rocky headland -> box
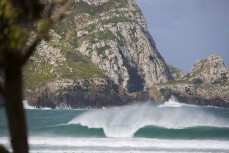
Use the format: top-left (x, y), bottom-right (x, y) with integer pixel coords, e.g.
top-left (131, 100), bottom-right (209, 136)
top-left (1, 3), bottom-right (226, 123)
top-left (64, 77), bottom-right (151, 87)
top-left (23, 0), bottom-right (229, 108)
top-left (149, 54), bottom-right (229, 107)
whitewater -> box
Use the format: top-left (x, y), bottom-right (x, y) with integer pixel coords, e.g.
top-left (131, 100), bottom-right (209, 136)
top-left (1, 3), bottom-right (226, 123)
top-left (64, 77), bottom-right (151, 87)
top-left (1, 97), bottom-right (229, 153)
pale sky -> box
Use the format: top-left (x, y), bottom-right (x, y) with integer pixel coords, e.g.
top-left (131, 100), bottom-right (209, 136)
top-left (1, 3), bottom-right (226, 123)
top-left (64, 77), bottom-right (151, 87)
top-left (135, 0), bottom-right (229, 73)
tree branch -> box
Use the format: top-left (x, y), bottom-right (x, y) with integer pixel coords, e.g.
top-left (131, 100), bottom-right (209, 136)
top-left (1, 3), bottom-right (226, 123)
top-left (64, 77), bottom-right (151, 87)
top-left (51, 0), bottom-right (74, 24)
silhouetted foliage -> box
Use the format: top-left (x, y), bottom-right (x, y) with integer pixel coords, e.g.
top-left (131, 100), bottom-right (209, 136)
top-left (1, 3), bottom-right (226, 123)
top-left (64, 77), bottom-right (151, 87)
top-left (0, 0), bottom-right (73, 152)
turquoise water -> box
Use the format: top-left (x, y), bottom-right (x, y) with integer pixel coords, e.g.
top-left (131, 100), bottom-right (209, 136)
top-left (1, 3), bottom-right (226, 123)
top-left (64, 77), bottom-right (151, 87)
top-left (1, 101), bottom-right (229, 153)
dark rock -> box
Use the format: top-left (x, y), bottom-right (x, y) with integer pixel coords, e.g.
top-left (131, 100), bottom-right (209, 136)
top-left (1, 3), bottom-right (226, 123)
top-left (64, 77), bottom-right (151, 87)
top-left (27, 78), bottom-right (131, 109)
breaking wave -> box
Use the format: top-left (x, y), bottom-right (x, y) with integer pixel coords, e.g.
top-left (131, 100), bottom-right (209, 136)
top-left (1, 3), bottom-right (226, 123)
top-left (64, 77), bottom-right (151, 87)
top-left (66, 98), bottom-right (229, 138)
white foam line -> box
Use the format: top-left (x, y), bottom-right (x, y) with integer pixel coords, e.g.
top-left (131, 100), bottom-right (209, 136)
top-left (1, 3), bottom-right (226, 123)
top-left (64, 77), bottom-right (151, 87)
top-left (29, 150), bottom-right (215, 153)
top-left (1, 137), bottom-right (229, 150)
top-left (29, 151), bottom-right (215, 153)
top-left (43, 123), bottom-right (67, 128)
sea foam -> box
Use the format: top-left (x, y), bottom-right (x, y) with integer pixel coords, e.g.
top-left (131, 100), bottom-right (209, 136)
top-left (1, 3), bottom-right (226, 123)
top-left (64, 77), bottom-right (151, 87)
top-left (1, 137), bottom-right (229, 151)
top-left (23, 100), bottom-right (35, 109)
top-left (159, 95), bottom-right (195, 108)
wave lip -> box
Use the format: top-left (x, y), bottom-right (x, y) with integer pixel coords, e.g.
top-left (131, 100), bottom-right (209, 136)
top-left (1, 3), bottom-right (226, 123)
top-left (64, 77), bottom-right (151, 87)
top-left (68, 101), bottom-right (229, 138)
top-left (33, 124), bottom-right (229, 140)
top-left (68, 103), bottom-right (152, 138)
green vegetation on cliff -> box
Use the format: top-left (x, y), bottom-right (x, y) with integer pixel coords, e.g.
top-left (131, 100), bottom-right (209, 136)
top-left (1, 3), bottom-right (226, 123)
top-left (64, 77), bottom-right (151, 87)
top-left (24, 40), bottom-right (104, 90)
top-left (73, 0), bottom-right (128, 15)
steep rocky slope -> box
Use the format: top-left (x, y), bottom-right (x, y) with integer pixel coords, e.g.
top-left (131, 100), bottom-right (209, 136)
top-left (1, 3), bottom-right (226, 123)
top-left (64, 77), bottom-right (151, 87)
top-left (54, 0), bottom-right (173, 92)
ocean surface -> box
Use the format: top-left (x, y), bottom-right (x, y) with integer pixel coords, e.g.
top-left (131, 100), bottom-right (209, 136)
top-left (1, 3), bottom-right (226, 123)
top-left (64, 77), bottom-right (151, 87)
top-left (1, 98), bottom-right (229, 153)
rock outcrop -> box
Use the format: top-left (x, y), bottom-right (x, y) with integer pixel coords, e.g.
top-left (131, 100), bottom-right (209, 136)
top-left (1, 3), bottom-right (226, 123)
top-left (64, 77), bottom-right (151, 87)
top-left (149, 54), bottom-right (229, 107)
top-left (168, 64), bottom-right (185, 80)
top-left (186, 54), bottom-right (229, 84)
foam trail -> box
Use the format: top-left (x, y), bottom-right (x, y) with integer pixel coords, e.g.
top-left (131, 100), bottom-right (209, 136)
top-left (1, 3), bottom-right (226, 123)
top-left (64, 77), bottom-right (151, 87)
top-left (68, 102), bottom-right (229, 138)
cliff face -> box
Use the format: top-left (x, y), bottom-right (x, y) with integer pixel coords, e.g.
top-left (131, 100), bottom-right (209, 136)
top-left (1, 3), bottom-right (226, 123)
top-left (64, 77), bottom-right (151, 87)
top-left (55, 0), bottom-right (172, 92)
top-left (27, 77), bottom-right (131, 109)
